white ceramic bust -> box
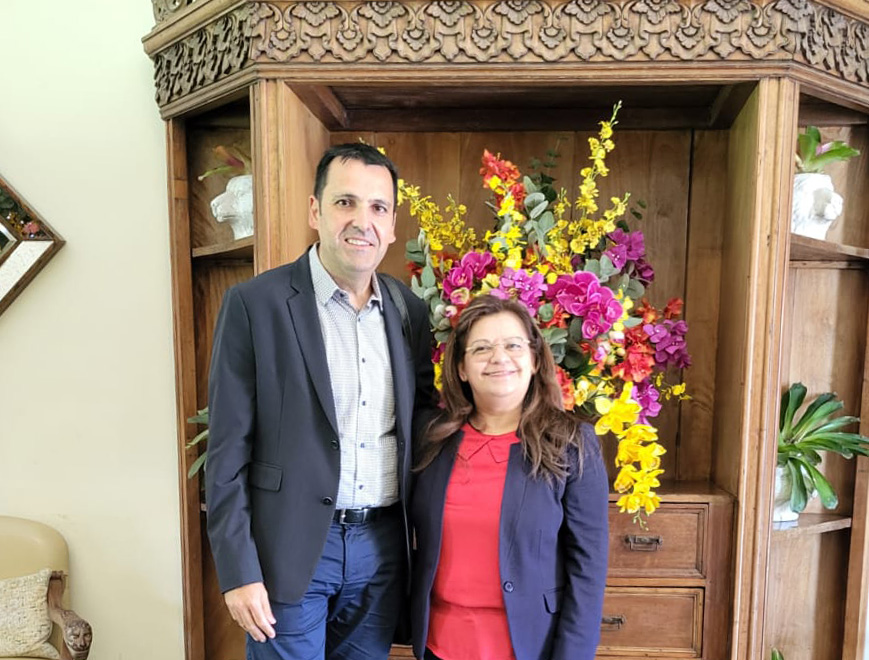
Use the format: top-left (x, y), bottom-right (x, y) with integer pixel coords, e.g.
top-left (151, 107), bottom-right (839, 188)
top-left (791, 172), bottom-right (843, 240)
top-left (211, 174), bottom-right (254, 240)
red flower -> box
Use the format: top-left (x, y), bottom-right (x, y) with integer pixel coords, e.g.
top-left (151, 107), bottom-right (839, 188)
top-left (555, 366), bottom-right (575, 410)
top-left (480, 150), bottom-right (521, 190)
top-left (635, 299), bottom-right (659, 324)
top-left (663, 298), bottom-right (684, 320)
top-left (612, 347), bottom-right (656, 383)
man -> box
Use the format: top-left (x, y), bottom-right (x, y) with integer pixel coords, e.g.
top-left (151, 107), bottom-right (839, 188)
top-left (205, 143), bottom-right (434, 660)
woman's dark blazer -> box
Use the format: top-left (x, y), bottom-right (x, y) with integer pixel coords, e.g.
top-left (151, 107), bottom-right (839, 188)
top-left (410, 422), bottom-right (609, 660)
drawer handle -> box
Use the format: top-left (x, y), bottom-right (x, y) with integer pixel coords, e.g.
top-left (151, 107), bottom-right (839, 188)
top-left (625, 534), bottom-right (663, 551)
top-left (601, 615), bottom-right (626, 631)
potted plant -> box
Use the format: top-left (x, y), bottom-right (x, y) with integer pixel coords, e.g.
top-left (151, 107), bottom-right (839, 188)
top-left (791, 126), bottom-right (860, 240)
top-left (774, 382), bottom-right (869, 522)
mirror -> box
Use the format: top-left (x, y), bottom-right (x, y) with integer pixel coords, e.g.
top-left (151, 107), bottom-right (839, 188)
top-left (0, 172), bottom-right (65, 316)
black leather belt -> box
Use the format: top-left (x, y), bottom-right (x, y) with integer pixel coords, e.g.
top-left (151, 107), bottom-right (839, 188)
top-left (332, 505), bottom-right (396, 525)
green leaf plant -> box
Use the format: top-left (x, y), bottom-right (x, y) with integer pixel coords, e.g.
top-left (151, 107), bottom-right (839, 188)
top-left (186, 407), bottom-right (209, 479)
top-left (795, 126), bottom-right (860, 174)
top-left (778, 383), bottom-right (869, 513)
top-left (771, 649), bottom-right (784, 660)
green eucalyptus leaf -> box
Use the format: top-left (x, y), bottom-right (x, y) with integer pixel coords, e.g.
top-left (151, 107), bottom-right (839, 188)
top-left (625, 279), bottom-right (645, 301)
top-left (529, 202), bottom-right (547, 220)
top-left (584, 259), bottom-right (601, 278)
top-left (541, 327), bottom-right (569, 345)
top-left (599, 255), bottom-right (619, 280)
top-left (421, 265), bottom-right (436, 288)
top-left (187, 452), bottom-right (208, 479)
top-left (537, 212), bottom-right (555, 234)
top-left (524, 191), bottom-right (546, 209)
top-left (568, 318), bottom-right (584, 343)
top-left (186, 429), bottom-right (209, 448)
top-left (538, 303), bottom-right (554, 323)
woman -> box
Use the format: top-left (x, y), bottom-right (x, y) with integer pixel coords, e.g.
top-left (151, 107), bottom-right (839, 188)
top-left (410, 295), bottom-right (609, 660)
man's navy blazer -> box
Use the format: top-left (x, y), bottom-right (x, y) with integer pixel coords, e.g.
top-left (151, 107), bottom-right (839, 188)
top-left (409, 423), bottom-right (609, 660)
top-left (205, 250), bottom-right (434, 604)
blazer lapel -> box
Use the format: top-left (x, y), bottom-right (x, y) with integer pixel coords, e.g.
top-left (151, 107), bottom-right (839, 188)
top-left (382, 293), bottom-right (412, 438)
top-left (499, 443), bottom-right (529, 568)
top-left (285, 254), bottom-right (339, 437)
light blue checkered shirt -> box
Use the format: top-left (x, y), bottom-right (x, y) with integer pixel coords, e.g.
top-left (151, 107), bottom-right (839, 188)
top-left (308, 245), bottom-right (398, 508)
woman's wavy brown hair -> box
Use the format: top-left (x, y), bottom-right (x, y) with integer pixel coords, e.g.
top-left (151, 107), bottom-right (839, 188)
top-left (416, 294), bottom-right (586, 481)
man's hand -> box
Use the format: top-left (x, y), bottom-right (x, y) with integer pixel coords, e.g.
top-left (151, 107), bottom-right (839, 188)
top-left (224, 582), bottom-right (277, 642)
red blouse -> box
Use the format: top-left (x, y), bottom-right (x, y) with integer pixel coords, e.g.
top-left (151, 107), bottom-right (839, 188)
top-left (427, 423), bottom-right (519, 660)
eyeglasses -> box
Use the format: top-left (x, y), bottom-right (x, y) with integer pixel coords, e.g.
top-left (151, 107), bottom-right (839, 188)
top-left (465, 337), bottom-right (531, 360)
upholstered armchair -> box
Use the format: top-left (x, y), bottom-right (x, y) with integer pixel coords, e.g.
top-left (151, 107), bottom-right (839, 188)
top-left (0, 516), bottom-right (92, 660)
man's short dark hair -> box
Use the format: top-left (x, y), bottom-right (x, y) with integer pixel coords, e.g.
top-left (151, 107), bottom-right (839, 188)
top-left (313, 143), bottom-right (399, 207)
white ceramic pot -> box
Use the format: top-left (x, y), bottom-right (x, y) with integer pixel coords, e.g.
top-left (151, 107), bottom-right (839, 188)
top-left (772, 465), bottom-right (800, 523)
top-left (211, 174), bottom-right (254, 240)
top-left (791, 172), bottom-right (843, 240)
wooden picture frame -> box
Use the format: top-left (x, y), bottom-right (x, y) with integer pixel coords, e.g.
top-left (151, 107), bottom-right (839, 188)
top-left (0, 172), bottom-right (65, 316)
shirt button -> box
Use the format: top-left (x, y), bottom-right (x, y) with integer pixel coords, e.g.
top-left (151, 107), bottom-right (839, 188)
top-left (503, 581), bottom-right (514, 593)
top-left (330, 439), bottom-right (339, 450)
top-left (360, 443), bottom-right (365, 449)
top-left (361, 401), bottom-right (366, 406)
top-left (322, 497), bottom-right (334, 506)
top-left (361, 357), bottom-right (366, 363)
top-left (358, 484), bottom-right (365, 490)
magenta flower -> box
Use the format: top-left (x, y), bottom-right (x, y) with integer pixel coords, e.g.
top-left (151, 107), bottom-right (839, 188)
top-left (491, 268), bottom-right (547, 315)
top-left (549, 271), bottom-right (599, 315)
top-left (605, 229), bottom-right (646, 269)
top-left (442, 264), bottom-right (474, 297)
top-left (634, 379), bottom-right (662, 424)
top-left (460, 251), bottom-right (497, 279)
top-left (550, 272), bottom-right (623, 338)
top-left (633, 258), bottom-right (655, 285)
top-left (644, 319), bottom-right (691, 369)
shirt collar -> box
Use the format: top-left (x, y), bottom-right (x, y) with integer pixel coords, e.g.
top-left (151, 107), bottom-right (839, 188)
top-left (308, 244), bottom-right (383, 309)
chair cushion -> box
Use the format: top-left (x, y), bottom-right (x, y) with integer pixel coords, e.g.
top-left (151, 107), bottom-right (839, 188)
top-left (0, 569), bottom-right (59, 659)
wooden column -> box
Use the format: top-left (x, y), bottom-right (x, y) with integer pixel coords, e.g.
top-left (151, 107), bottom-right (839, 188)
top-left (166, 117), bottom-right (206, 660)
top-left (717, 77), bottom-right (799, 660)
top-left (843, 329), bottom-right (869, 659)
top-left (251, 80), bottom-right (328, 272)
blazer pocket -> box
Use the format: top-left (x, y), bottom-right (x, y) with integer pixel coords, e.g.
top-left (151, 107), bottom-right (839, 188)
top-left (249, 461), bottom-right (282, 492)
top-left (544, 587), bottom-right (563, 614)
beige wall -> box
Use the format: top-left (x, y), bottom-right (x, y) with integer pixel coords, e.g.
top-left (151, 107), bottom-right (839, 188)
top-left (0, 2), bottom-right (184, 659)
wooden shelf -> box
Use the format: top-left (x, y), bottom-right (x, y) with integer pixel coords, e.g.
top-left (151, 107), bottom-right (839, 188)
top-left (192, 236), bottom-right (253, 261)
top-left (609, 480), bottom-right (734, 505)
top-left (772, 513), bottom-right (852, 537)
top-left (789, 234), bottom-right (869, 264)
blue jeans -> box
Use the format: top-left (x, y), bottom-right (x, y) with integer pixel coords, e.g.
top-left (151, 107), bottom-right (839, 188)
top-left (246, 509), bottom-right (404, 660)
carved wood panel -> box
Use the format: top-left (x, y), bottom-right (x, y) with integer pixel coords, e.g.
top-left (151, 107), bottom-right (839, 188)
top-left (147, 0), bottom-right (869, 109)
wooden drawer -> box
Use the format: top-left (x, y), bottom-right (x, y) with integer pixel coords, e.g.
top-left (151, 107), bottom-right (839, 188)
top-left (597, 587), bottom-right (704, 657)
top-left (608, 504), bottom-right (707, 578)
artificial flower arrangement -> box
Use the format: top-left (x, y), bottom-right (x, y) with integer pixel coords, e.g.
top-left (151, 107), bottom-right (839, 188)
top-left (398, 103), bottom-right (691, 520)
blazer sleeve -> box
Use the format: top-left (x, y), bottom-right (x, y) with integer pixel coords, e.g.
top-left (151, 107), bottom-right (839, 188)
top-left (551, 423), bottom-right (610, 660)
top-left (204, 286), bottom-right (264, 593)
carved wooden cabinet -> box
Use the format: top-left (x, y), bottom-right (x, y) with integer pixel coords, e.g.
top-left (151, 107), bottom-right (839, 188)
top-left (143, 1), bottom-right (869, 659)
